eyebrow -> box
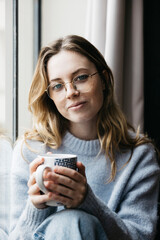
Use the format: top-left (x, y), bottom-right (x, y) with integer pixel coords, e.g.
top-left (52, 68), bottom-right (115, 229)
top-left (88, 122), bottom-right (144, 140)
top-left (50, 67), bottom-right (89, 82)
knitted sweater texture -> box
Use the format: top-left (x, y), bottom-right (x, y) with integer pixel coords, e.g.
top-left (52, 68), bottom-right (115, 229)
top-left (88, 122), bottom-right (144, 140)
top-left (0, 138), bottom-right (12, 240)
top-left (9, 132), bottom-right (160, 240)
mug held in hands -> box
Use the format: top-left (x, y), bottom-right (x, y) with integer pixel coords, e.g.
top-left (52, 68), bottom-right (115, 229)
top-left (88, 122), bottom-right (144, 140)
top-left (35, 154), bottom-right (77, 206)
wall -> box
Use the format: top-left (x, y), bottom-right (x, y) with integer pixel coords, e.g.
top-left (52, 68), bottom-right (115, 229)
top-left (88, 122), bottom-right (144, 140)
top-left (42, 0), bottom-right (87, 45)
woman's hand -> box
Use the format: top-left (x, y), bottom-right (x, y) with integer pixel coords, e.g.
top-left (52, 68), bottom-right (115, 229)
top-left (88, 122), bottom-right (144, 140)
top-left (27, 157), bottom-right (54, 209)
top-left (44, 161), bottom-right (87, 208)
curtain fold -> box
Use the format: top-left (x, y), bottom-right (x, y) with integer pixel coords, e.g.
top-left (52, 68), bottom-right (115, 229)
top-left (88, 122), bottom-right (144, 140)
top-left (85, 0), bottom-right (107, 55)
top-left (105, 0), bottom-right (126, 108)
top-left (85, 0), bottom-right (144, 130)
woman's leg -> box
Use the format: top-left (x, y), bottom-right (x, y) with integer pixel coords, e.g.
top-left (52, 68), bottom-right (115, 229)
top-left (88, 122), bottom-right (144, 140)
top-left (33, 209), bottom-right (107, 240)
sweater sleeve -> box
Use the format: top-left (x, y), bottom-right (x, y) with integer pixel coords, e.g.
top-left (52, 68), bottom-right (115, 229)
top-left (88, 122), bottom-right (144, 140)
top-left (78, 144), bottom-right (160, 240)
top-left (9, 139), bottom-right (57, 240)
top-left (0, 228), bottom-right (8, 240)
top-left (0, 139), bottom-right (12, 237)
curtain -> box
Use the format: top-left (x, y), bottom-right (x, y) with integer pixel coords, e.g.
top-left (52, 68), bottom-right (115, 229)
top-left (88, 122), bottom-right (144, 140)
top-left (85, 0), bottom-right (144, 130)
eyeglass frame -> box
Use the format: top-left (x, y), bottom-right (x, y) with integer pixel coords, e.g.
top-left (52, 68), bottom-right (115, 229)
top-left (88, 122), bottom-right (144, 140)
top-left (45, 71), bottom-right (99, 99)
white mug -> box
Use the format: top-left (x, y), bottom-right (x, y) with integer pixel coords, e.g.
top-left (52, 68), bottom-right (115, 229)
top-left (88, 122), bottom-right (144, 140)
top-left (35, 153), bottom-right (77, 206)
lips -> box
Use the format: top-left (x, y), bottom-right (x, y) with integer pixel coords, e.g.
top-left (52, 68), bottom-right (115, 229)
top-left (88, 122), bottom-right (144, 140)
top-left (68, 101), bottom-right (86, 109)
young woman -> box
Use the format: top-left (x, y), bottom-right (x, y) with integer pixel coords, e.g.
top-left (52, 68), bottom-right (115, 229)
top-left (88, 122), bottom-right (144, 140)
top-left (0, 131), bottom-right (12, 240)
top-left (10, 35), bottom-right (160, 240)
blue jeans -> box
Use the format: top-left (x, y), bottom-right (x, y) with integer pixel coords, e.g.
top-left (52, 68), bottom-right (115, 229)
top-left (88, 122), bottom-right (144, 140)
top-left (33, 209), bottom-right (107, 240)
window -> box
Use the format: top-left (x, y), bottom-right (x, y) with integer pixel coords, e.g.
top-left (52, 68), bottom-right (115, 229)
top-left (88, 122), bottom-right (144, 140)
top-left (1, 0), bottom-right (86, 141)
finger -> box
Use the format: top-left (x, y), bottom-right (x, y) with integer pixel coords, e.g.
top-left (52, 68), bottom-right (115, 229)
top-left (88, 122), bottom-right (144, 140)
top-left (45, 173), bottom-right (87, 202)
top-left (46, 171), bottom-right (75, 187)
top-left (47, 152), bottom-right (52, 155)
top-left (29, 157), bottom-right (44, 175)
top-left (50, 191), bottom-right (83, 209)
top-left (30, 191), bottom-right (54, 208)
top-left (44, 180), bottom-right (74, 197)
top-left (28, 172), bottom-right (36, 187)
top-left (44, 181), bottom-right (59, 194)
top-left (28, 182), bottom-right (40, 195)
top-left (50, 168), bottom-right (87, 196)
top-left (76, 162), bottom-right (86, 177)
top-left (51, 192), bottom-right (72, 207)
top-left (54, 166), bottom-right (84, 182)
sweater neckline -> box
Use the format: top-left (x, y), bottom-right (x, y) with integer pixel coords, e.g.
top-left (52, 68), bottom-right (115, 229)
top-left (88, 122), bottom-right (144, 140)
top-left (62, 131), bottom-right (101, 156)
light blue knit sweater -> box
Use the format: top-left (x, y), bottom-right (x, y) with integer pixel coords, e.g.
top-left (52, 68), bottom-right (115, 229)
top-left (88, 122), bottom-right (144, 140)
top-left (9, 132), bottom-right (160, 239)
top-left (0, 138), bottom-right (12, 240)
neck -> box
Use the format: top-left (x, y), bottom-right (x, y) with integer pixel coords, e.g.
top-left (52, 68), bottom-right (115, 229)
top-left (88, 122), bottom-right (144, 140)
top-left (69, 121), bottom-right (98, 140)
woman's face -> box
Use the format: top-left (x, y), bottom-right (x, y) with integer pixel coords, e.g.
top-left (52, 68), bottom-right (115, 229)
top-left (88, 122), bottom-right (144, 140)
top-left (47, 50), bottom-right (105, 128)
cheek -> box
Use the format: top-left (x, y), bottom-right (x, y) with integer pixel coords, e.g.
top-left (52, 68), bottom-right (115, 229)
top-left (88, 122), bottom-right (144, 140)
top-left (93, 86), bottom-right (104, 106)
top-left (91, 79), bottom-right (104, 97)
top-left (88, 91), bottom-right (104, 116)
top-left (53, 100), bottom-right (66, 115)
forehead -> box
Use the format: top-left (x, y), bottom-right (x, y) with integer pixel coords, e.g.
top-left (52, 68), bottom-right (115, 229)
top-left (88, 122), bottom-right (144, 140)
top-left (47, 50), bottom-right (95, 78)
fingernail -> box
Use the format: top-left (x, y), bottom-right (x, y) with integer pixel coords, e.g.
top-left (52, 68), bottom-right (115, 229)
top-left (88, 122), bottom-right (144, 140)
top-left (54, 167), bottom-right (58, 172)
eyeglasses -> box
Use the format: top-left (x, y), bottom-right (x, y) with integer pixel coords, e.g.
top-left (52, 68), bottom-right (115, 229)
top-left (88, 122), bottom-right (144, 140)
top-left (45, 71), bottom-right (99, 99)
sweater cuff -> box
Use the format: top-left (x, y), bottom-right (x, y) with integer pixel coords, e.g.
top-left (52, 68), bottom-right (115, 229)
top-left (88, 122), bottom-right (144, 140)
top-left (20, 199), bottom-right (57, 230)
top-left (78, 184), bottom-right (104, 216)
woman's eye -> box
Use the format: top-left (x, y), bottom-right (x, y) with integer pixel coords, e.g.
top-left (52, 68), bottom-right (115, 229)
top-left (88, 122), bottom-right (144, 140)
top-left (52, 83), bottom-right (63, 91)
top-left (75, 74), bottom-right (89, 82)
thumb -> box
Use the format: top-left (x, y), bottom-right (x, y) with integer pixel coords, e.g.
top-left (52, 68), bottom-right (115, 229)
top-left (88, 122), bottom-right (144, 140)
top-left (76, 161), bottom-right (86, 177)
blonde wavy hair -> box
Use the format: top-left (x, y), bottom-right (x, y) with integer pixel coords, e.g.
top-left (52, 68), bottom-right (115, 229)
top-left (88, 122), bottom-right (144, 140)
top-left (24, 35), bottom-right (152, 181)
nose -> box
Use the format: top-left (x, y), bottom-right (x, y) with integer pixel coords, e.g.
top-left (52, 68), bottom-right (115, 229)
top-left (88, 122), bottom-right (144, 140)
top-left (65, 82), bottom-right (79, 98)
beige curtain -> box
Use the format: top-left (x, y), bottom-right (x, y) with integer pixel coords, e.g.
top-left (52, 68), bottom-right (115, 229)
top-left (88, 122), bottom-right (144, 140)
top-left (85, 0), bottom-right (144, 130)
